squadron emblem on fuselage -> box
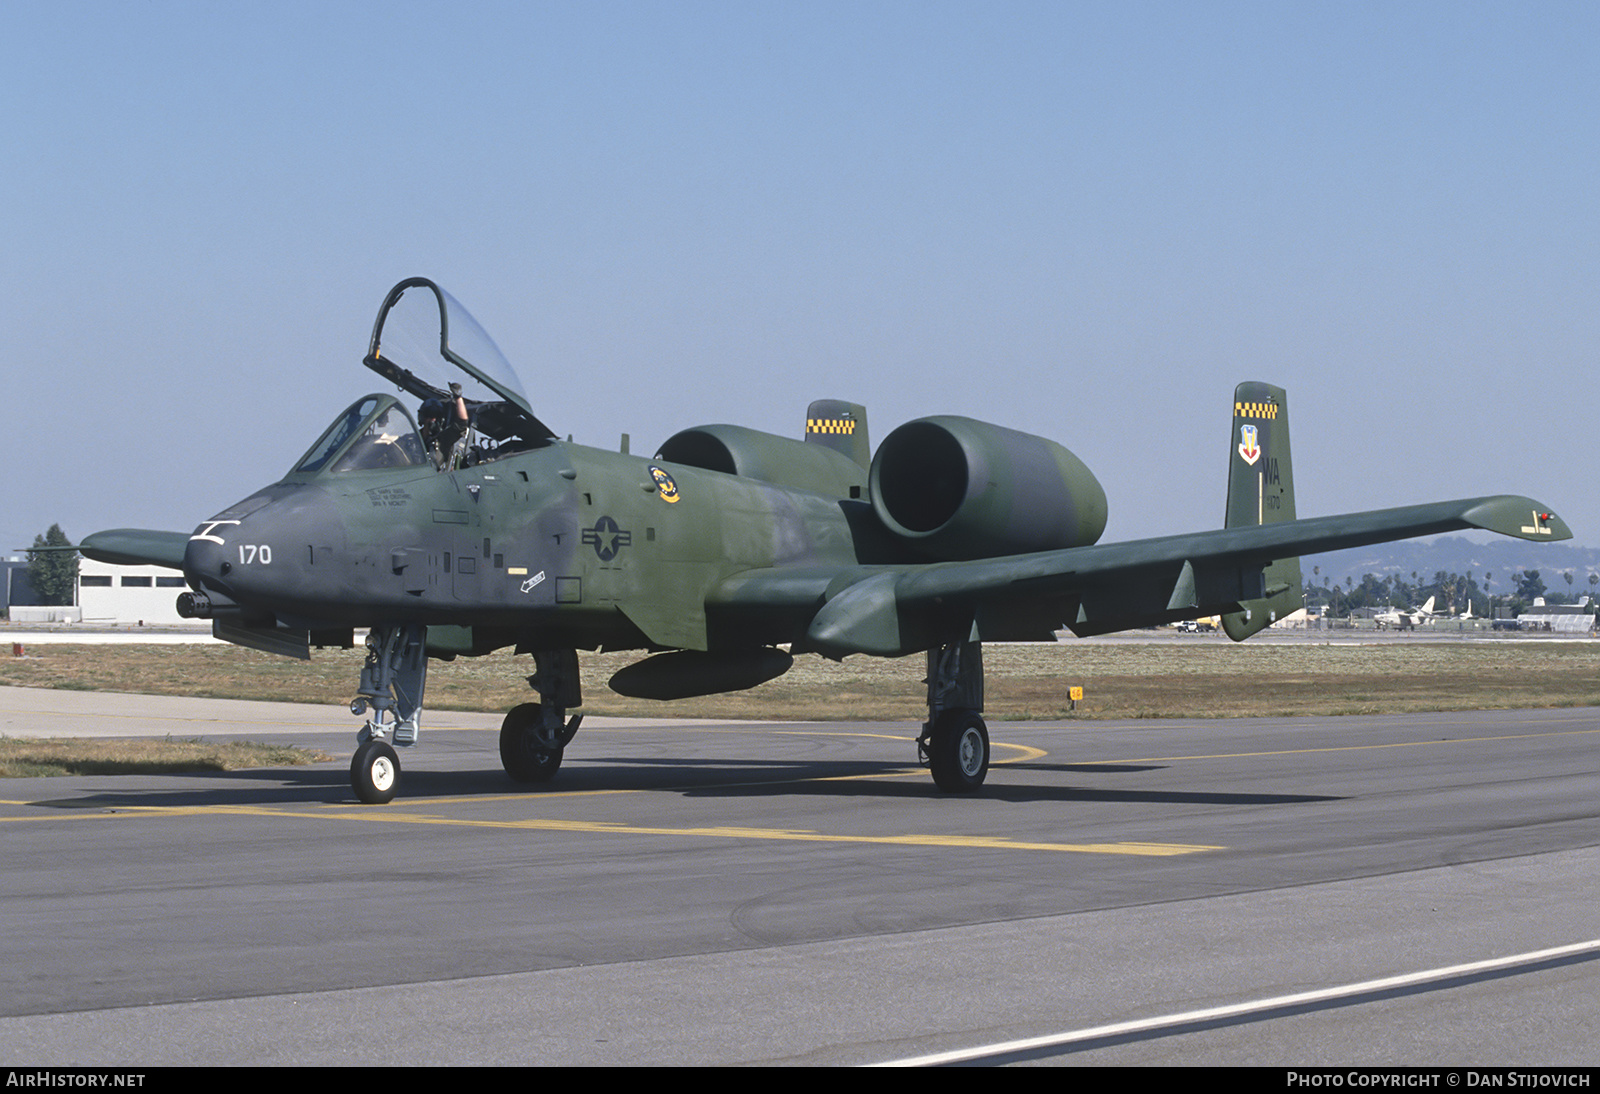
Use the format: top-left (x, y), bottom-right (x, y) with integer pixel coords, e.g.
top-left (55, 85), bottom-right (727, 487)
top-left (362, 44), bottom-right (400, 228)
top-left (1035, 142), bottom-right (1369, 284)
top-left (648, 465), bottom-right (680, 503)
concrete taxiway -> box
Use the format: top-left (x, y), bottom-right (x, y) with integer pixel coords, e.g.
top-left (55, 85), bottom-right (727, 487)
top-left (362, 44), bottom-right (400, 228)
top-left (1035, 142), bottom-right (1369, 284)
top-left (1, 685), bottom-right (1596, 1065)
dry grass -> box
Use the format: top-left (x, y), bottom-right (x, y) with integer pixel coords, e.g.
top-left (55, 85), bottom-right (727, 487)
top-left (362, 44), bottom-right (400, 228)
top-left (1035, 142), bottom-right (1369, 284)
top-left (1, 638), bottom-right (1595, 721)
top-left (0, 735), bottom-right (334, 778)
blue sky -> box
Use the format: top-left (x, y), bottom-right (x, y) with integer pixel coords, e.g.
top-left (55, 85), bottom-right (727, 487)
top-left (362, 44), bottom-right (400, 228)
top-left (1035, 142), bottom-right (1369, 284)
top-left (4, 1), bottom-right (1595, 557)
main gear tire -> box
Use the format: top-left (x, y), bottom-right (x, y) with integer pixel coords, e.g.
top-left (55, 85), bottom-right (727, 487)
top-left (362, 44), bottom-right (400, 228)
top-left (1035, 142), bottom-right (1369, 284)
top-left (500, 703), bottom-right (565, 784)
top-left (928, 709), bottom-right (989, 792)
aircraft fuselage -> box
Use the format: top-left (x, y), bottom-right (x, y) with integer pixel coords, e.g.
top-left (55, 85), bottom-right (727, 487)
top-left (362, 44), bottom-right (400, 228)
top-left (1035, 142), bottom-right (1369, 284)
top-left (182, 435), bottom-right (867, 657)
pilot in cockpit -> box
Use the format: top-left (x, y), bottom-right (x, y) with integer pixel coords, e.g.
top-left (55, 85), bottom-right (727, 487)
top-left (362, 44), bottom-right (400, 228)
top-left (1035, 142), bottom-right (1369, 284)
top-left (419, 382), bottom-right (472, 470)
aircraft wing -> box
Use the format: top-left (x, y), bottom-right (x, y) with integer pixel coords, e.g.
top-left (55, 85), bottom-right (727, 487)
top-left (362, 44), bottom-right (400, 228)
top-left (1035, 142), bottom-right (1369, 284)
top-left (78, 528), bottom-right (190, 569)
top-left (714, 494), bottom-right (1570, 657)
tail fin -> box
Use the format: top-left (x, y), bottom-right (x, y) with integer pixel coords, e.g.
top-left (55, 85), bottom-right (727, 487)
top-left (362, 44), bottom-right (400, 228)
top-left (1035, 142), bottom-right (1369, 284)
top-left (805, 399), bottom-right (870, 470)
top-left (1222, 382), bottom-right (1304, 640)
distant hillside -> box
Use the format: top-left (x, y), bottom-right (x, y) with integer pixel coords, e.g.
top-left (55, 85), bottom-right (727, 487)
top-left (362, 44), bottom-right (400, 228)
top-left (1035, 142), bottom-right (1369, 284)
top-left (1305, 535), bottom-right (1600, 598)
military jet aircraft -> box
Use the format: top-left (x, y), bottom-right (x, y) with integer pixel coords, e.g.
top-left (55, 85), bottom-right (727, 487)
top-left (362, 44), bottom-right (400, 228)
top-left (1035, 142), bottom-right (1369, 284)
top-left (79, 277), bottom-right (1572, 803)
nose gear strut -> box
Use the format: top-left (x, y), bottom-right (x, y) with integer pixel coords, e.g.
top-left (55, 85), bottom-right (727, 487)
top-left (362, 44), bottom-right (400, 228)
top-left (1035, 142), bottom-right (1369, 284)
top-left (347, 624), bottom-right (427, 803)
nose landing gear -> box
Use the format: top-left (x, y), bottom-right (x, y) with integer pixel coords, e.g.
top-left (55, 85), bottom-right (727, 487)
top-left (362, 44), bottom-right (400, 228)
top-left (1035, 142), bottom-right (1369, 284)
top-left (347, 624), bottom-right (426, 804)
top-left (351, 738), bottom-right (400, 804)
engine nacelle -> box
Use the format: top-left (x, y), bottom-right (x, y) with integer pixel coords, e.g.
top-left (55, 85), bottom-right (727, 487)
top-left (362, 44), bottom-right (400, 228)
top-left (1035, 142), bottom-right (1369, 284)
top-left (868, 416), bottom-right (1107, 560)
top-left (656, 424), bottom-right (866, 497)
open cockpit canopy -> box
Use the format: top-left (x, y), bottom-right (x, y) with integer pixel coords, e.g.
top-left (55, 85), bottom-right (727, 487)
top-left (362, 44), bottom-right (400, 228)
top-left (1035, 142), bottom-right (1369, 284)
top-left (363, 277), bottom-right (556, 445)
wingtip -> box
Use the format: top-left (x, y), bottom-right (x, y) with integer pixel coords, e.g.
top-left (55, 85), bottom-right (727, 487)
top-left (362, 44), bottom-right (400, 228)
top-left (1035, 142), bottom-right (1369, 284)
top-left (1460, 496), bottom-right (1572, 542)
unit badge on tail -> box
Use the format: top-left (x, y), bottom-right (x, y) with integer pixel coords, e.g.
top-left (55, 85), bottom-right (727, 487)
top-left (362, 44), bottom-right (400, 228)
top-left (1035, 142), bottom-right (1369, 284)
top-left (1238, 423), bottom-right (1261, 465)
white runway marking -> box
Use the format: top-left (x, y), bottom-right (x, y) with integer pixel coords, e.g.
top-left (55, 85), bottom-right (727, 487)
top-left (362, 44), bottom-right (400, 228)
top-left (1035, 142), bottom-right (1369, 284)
top-left (871, 938), bottom-right (1600, 1066)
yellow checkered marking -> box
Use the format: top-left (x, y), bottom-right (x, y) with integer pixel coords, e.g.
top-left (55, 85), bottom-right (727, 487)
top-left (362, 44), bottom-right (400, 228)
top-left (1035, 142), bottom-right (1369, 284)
top-left (1234, 400), bottom-right (1279, 420)
top-left (807, 418), bottom-right (857, 435)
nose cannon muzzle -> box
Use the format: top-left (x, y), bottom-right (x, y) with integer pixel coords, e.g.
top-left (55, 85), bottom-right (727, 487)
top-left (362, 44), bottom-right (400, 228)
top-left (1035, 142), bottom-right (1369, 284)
top-left (176, 589), bottom-right (242, 619)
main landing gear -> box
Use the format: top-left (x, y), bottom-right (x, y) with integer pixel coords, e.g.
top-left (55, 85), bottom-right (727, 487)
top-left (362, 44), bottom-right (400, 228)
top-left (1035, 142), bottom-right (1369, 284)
top-left (500, 648), bottom-right (583, 785)
top-left (917, 636), bottom-right (990, 792)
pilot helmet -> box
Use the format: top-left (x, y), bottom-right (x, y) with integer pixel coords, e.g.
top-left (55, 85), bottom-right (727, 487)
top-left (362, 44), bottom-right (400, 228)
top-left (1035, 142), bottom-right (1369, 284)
top-left (418, 398), bottom-right (449, 431)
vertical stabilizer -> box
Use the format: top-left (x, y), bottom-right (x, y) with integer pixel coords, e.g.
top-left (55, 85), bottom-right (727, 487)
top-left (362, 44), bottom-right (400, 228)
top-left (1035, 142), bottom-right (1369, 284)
top-left (805, 399), bottom-right (870, 470)
top-left (1222, 382), bottom-right (1304, 640)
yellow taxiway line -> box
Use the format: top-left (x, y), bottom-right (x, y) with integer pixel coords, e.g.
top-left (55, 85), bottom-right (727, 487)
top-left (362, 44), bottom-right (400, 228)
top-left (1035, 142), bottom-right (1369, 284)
top-left (1096, 723), bottom-right (1600, 766)
top-left (2, 800), bottom-right (1220, 855)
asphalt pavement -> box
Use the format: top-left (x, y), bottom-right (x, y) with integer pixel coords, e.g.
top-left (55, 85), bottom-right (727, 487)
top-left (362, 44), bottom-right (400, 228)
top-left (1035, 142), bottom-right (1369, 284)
top-left (1, 686), bottom-right (1596, 1065)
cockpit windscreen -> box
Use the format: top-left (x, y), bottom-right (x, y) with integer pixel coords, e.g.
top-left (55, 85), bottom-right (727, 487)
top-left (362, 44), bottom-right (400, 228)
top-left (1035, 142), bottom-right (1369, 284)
top-left (293, 396), bottom-right (425, 476)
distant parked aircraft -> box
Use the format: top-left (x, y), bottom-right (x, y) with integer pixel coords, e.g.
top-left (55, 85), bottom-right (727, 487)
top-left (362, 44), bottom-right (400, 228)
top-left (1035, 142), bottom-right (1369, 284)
top-left (1375, 597), bottom-right (1437, 630)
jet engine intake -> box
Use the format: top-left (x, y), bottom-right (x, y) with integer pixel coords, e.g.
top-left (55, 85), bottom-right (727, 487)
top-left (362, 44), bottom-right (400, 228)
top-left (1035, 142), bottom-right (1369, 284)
top-left (869, 416), bottom-right (1107, 560)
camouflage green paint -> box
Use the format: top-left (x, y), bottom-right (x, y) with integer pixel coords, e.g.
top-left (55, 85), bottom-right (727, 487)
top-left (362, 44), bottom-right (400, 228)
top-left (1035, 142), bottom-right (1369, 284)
top-left (1222, 381), bottom-right (1303, 640)
top-left (78, 283), bottom-right (1573, 683)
